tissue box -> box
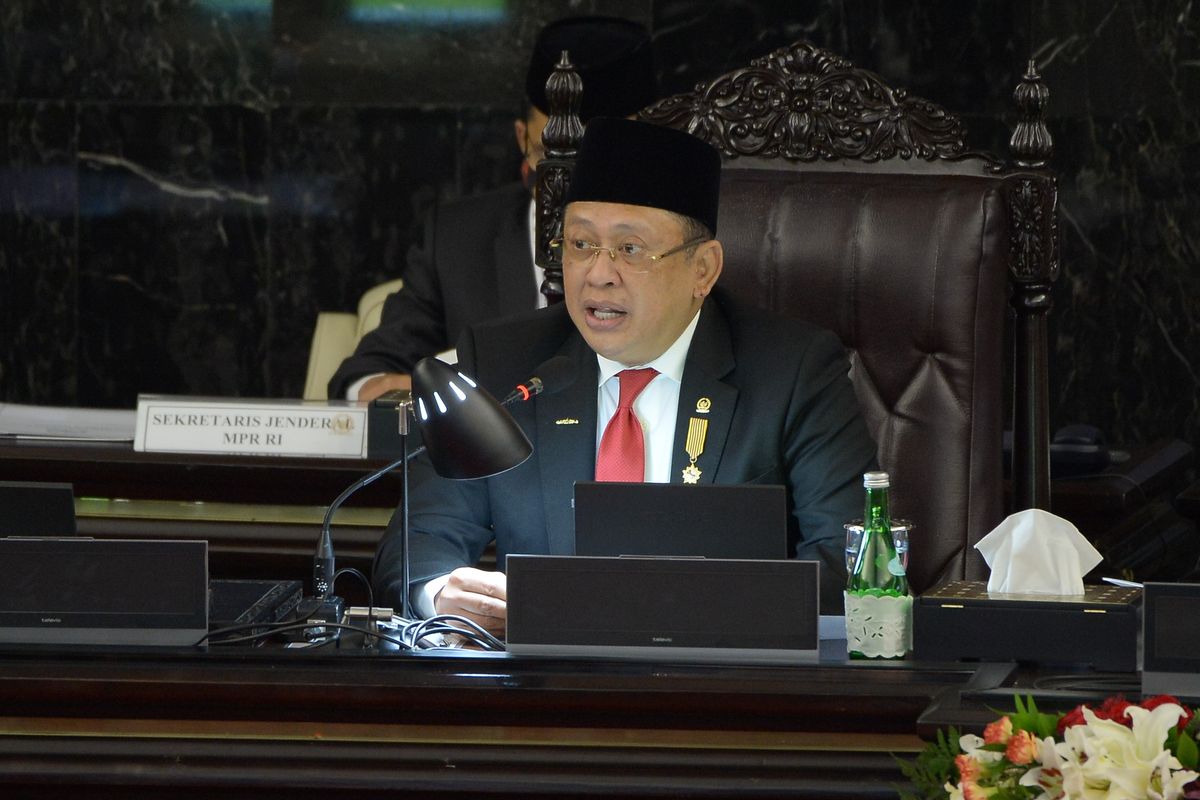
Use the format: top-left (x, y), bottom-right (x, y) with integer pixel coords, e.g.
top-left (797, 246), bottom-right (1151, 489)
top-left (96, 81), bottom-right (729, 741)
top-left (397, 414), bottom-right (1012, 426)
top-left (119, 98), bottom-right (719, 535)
top-left (915, 581), bottom-right (1141, 671)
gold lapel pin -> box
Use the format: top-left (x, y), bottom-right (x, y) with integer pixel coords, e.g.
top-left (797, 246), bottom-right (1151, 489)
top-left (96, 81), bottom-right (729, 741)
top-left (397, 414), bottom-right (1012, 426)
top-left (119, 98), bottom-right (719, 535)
top-left (695, 397), bottom-right (712, 414)
top-left (555, 418), bottom-right (580, 425)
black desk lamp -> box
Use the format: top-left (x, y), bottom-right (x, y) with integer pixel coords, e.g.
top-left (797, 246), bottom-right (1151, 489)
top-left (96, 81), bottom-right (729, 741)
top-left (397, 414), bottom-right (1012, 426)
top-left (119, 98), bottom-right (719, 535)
top-left (314, 357), bottom-right (536, 622)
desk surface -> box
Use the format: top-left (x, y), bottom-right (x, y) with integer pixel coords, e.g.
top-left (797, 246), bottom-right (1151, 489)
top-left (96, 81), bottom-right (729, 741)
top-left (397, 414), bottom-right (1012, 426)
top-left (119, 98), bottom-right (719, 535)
top-left (0, 642), bottom-right (974, 799)
top-left (0, 639), bottom-right (1132, 799)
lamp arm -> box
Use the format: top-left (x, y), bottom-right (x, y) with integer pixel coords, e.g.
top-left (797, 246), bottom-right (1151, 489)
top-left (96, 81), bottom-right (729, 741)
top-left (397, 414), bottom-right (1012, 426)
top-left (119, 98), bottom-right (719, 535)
top-left (313, 443), bottom-right (426, 602)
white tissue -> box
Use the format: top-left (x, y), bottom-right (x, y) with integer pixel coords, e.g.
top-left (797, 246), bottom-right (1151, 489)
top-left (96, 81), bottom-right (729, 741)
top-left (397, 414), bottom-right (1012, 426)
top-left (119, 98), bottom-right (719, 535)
top-left (974, 508), bottom-right (1102, 596)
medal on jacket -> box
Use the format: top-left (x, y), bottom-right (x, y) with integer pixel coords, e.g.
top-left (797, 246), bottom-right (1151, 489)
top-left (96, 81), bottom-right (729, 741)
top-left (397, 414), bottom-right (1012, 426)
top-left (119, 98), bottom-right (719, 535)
top-left (682, 417), bottom-right (708, 484)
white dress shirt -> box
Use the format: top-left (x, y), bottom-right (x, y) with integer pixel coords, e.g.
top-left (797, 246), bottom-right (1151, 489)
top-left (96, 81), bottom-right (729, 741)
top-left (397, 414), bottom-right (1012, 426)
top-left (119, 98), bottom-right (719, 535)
top-left (594, 309), bottom-right (702, 483)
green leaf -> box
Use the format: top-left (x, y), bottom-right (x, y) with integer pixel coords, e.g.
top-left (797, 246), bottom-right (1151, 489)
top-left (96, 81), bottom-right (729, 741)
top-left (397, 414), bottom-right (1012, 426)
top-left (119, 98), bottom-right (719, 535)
top-left (895, 727), bottom-right (961, 800)
top-left (1008, 695), bottom-right (1060, 739)
top-left (1175, 729), bottom-right (1198, 770)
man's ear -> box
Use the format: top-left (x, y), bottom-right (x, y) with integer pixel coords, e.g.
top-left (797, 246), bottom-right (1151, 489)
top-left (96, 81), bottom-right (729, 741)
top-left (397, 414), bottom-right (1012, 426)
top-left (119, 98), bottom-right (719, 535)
top-left (513, 118), bottom-right (527, 155)
top-left (692, 240), bottom-right (724, 298)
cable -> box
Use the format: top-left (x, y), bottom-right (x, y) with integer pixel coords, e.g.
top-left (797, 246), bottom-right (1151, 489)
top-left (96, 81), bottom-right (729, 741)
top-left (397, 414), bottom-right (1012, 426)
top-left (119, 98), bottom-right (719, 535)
top-left (196, 611), bottom-right (505, 652)
top-left (398, 614), bottom-right (506, 651)
top-left (203, 620), bottom-right (409, 649)
top-left (333, 566), bottom-right (374, 610)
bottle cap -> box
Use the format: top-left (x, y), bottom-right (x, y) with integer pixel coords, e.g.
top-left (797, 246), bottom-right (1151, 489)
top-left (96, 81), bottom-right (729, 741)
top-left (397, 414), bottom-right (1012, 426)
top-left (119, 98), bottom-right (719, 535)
top-left (863, 471), bottom-right (890, 488)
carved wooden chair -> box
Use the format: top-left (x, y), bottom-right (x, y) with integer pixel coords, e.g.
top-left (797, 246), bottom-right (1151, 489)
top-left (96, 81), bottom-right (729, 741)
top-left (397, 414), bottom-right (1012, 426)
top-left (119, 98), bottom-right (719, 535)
top-left (534, 42), bottom-right (1058, 593)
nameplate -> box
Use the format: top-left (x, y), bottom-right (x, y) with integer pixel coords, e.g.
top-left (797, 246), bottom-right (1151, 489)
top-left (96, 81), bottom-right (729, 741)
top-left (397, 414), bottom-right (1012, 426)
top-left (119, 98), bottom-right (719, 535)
top-left (134, 395), bottom-right (367, 458)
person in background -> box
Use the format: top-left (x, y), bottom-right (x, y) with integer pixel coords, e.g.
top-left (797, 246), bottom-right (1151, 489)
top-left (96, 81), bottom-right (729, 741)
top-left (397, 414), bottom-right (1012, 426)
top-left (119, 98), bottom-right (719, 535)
top-left (372, 118), bottom-right (878, 631)
top-left (328, 16), bottom-right (657, 402)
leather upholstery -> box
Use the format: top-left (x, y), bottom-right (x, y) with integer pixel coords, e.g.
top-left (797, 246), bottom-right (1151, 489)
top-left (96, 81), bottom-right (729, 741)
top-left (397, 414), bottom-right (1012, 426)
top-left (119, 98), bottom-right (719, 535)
top-left (716, 166), bottom-right (1007, 592)
top-left (303, 278), bottom-right (405, 400)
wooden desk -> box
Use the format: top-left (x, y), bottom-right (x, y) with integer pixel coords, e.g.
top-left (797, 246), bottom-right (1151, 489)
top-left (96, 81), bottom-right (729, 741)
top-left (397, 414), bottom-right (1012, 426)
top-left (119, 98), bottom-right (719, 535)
top-left (0, 641), bottom-right (984, 799)
top-left (0, 441), bottom-right (398, 596)
top-left (0, 440), bottom-right (397, 506)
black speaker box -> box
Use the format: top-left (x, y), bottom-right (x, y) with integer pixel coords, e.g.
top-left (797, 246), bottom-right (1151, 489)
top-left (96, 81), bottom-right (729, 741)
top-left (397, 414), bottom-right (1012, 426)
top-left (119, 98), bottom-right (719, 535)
top-left (506, 555), bottom-right (819, 664)
top-left (0, 537), bottom-right (208, 646)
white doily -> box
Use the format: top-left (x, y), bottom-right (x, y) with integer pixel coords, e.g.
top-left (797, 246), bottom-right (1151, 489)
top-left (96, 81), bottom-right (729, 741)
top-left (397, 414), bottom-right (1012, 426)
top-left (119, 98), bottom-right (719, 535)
top-left (844, 591), bottom-right (912, 658)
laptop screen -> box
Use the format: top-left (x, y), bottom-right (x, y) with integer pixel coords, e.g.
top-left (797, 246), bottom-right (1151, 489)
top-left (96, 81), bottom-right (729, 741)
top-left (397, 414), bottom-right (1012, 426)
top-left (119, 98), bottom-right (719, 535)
top-left (572, 482), bottom-right (787, 560)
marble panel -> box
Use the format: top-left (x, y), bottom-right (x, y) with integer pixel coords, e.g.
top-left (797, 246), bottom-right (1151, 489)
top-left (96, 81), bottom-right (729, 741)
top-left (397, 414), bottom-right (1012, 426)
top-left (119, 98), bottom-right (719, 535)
top-left (76, 104), bottom-right (270, 407)
top-left (267, 106), bottom-right (460, 397)
top-left (457, 108), bottom-right (526, 197)
top-left (0, 101), bottom-right (78, 403)
top-left (272, 0), bottom-right (650, 107)
top-left (2, 0), bottom-right (1197, 457)
top-left (0, 3), bottom-right (80, 101)
top-left (76, 0), bottom-right (272, 105)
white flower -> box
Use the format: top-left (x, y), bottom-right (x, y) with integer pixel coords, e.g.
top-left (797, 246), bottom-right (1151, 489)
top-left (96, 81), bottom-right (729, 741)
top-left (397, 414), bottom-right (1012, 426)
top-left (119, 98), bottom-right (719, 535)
top-left (958, 733), bottom-right (1004, 764)
top-left (1020, 735), bottom-right (1066, 800)
top-left (1049, 704), bottom-right (1198, 800)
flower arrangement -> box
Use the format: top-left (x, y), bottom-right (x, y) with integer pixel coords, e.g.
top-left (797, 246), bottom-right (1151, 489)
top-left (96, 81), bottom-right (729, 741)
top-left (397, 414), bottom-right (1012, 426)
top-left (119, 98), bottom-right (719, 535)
top-left (901, 695), bottom-right (1200, 800)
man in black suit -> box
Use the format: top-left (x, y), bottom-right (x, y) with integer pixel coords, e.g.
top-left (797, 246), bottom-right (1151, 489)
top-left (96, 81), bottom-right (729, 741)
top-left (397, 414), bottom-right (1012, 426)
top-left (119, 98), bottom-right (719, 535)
top-left (373, 118), bottom-right (877, 630)
top-left (328, 16), bottom-right (656, 402)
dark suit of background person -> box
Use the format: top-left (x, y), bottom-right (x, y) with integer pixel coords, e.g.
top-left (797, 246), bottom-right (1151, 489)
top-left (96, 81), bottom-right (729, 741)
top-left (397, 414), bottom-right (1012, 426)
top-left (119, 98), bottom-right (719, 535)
top-left (371, 118), bottom-right (878, 622)
top-left (326, 16), bottom-right (656, 401)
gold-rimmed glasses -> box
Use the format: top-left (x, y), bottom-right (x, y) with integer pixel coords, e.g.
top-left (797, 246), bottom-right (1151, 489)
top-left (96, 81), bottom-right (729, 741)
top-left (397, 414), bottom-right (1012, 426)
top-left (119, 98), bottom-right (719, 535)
top-left (548, 236), bottom-right (709, 274)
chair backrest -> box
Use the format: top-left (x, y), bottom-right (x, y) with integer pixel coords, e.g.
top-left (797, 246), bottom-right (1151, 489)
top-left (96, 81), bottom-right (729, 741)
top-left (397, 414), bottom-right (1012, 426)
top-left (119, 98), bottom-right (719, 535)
top-left (536, 42), bottom-right (1058, 593)
top-left (303, 278), bottom-right (405, 400)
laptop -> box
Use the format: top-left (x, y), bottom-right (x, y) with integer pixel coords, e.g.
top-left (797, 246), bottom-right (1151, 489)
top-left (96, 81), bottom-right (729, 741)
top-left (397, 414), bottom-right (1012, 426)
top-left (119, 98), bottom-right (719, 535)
top-left (0, 480), bottom-right (76, 537)
top-left (572, 482), bottom-right (787, 559)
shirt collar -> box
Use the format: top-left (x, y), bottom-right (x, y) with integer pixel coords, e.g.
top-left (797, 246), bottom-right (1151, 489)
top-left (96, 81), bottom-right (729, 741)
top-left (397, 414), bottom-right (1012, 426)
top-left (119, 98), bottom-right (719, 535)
top-left (596, 307), bottom-right (703, 386)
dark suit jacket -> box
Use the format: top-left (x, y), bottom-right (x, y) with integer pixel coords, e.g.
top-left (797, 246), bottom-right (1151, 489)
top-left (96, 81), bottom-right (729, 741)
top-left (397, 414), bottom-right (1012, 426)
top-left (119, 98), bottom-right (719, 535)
top-left (373, 289), bottom-right (878, 613)
top-left (327, 183), bottom-right (535, 398)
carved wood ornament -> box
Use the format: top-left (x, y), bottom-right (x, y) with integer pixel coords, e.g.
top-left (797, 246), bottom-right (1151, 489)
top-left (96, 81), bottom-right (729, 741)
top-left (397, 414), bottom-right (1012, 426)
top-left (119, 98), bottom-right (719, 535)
top-left (640, 41), bottom-right (968, 162)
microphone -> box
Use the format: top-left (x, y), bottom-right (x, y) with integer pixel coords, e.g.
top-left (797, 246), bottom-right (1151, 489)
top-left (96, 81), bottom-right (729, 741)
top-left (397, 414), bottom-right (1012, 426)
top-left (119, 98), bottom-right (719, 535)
top-left (311, 354), bottom-right (575, 624)
top-left (500, 355), bottom-right (573, 405)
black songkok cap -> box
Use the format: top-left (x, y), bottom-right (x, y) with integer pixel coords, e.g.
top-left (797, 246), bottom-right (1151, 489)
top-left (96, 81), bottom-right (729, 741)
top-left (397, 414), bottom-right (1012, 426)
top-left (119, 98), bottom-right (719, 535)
top-left (566, 118), bottom-right (721, 235)
top-left (525, 16), bottom-right (656, 122)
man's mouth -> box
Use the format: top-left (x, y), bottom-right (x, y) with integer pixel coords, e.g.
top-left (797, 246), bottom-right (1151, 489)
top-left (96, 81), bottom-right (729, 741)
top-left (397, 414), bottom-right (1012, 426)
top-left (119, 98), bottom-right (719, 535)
top-left (590, 306), bottom-right (626, 321)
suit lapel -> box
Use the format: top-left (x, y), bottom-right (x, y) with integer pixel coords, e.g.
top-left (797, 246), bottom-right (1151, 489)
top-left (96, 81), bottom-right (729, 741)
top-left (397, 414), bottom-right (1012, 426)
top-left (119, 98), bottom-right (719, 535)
top-left (671, 302), bottom-right (738, 485)
top-left (494, 190), bottom-right (537, 315)
top-left (536, 334), bottom-right (598, 553)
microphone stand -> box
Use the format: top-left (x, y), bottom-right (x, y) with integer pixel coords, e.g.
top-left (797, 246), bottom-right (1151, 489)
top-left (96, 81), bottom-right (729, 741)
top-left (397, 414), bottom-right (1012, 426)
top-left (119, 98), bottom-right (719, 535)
top-left (310, 358), bottom-right (562, 635)
top-left (314, 397), bottom-right (421, 624)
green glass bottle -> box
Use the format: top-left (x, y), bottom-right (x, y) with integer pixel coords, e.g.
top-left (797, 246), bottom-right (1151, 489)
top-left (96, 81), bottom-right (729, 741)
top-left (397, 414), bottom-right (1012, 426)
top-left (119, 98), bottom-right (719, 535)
top-left (845, 471), bottom-right (912, 658)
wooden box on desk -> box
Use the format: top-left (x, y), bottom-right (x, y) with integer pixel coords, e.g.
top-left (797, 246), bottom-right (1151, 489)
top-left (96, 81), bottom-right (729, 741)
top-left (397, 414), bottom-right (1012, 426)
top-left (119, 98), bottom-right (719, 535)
top-left (914, 581), bottom-right (1141, 671)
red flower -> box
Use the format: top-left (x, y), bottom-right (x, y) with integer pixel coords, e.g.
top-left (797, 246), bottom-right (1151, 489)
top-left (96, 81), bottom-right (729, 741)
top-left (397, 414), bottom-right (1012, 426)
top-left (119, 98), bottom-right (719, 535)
top-left (1140, 695), bottom-right (1194, 730)
top-left (1095, 696), bottom-right (1133, 725)
top-left (1057, 706), bottom-right (1087, 735)
top-left (1056, 694), bottom-right (1195, 736)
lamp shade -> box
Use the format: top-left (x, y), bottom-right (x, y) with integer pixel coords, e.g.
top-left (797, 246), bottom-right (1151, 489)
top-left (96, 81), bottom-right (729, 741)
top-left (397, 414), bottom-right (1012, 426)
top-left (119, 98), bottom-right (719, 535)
top-left (410, 358), bottom-right (533, 480)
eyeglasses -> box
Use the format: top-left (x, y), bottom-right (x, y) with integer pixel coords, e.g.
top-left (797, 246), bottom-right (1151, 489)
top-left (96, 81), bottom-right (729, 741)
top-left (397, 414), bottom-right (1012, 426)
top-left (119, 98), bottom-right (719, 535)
top-left (548, 236), bottom-right (709, 274)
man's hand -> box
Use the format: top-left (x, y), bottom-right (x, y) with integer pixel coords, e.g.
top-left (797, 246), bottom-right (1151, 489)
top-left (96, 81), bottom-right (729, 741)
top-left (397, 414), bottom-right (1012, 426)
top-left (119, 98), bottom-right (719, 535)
top-left (357, 373), bottom-right (412, 403)
top-left (433, 567), bottom-right (507, 635)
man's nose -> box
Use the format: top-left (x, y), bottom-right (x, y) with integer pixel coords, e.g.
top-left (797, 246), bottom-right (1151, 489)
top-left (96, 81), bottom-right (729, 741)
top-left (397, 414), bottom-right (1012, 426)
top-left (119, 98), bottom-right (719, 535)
top-left (586, 248), bottom-right (623, 284)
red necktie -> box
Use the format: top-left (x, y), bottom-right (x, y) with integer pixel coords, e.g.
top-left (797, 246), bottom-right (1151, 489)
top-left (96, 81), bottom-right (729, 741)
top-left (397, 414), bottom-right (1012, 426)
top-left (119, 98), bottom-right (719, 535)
top-left (595, 368), bottom-right (659, 482)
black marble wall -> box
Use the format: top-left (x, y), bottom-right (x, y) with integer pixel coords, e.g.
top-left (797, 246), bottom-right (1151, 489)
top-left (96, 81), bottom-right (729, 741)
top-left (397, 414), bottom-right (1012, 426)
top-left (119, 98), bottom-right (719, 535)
top-left (2, 0), bottom-right (1198, 459)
